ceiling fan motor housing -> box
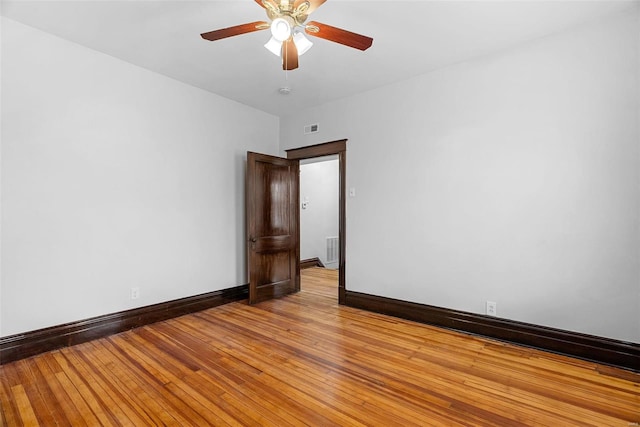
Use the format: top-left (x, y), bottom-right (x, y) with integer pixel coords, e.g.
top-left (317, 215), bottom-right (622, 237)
top-left (265, 0), bottom-right (310, 27)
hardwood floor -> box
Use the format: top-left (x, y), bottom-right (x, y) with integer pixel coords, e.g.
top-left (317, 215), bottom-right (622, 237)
top-left (1, 267), bottom-right (639, 426)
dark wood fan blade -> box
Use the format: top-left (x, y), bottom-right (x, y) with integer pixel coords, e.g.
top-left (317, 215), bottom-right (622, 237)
top-left (254, 0), bottom-right (266, 8)
top-left (294, 0), bottom-right (327, 14)
top-left (282, 38), bottom-right (299, 71)
top-left (305, 21), bottom-right (373, 51)
top-left (201, 21), bottom-right (268, 41)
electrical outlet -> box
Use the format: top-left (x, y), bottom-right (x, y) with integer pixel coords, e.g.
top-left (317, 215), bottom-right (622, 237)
top-left (486, 301), bottom-right (497, 316)
top-left (131, 287), bottom-right (140, 300)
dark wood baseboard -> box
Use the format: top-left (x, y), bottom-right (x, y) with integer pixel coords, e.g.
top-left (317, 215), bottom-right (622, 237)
top-left (0, 284), bottom-right (248, 365)
top-left (345, 290), bottom-right (640, 372)
top-left (300, 257), bottom-right (325, 269)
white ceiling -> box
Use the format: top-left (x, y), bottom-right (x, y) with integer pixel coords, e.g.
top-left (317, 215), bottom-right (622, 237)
top-left (2, 1), bottom-right (636, 117)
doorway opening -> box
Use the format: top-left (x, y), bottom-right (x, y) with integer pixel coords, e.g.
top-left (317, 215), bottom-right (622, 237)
top-left (286, 139), bottom-right (347, 304)
top-left (299, 155), bottom-right (339, 298)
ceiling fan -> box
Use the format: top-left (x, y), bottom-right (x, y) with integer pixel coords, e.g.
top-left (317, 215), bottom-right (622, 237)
top-left (200, 0), bottom-right (373, 71)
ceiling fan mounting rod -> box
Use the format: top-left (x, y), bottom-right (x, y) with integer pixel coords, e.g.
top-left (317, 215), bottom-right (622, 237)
top-left (280, 0), bottom-right (292, 12)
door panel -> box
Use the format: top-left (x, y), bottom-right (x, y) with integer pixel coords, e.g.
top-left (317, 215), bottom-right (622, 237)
top-left (247, 152), bottom-right (300, 304)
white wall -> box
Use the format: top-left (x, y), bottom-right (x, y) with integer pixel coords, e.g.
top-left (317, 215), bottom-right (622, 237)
top-left (0, 17), bottom-right (3, 337)
top-left (300, 157), bottom-right (339, 269)
top-left (1, 18), bottom-right (279, 336)
top-left (280, 9), bottom-right (640, 343)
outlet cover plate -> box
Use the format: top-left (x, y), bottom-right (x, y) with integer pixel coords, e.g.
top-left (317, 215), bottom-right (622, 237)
top-left (486, 301), bottom-right (497, 316)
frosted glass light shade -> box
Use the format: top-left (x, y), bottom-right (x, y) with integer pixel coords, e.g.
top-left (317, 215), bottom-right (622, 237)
top-left (293, 31), bottom-right (313, 56)
top-left (264, 37), bottom-right (282, 56)
top-left (270, 18), bottom-right (292, 42)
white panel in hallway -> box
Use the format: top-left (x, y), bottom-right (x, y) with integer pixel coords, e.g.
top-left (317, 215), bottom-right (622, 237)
top-left (300, 156), bottom-right (339, 269)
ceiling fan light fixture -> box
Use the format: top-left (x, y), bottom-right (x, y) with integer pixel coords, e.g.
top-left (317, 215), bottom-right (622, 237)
top-left (293, 30), bottom-right (313, 56)
top-left (264, 37), bottom-right (282, 56)
top-left (270, 17), bottom-right (292, 42)
top-left (200, 0), bottom-right (372, 71)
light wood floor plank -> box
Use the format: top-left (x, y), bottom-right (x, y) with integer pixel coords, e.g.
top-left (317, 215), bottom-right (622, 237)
top-left (98, 337), bottom-right (211, 426)
top-left (1, 267), bottom-right (638, 426)
top-left (60, 347), bottom-right (137, 427)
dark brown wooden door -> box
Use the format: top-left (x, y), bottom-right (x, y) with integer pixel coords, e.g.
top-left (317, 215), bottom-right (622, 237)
top-left (246, 152), bottom-right (300, 304)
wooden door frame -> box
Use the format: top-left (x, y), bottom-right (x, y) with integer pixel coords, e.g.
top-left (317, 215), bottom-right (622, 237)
top-left (286, 139), bottom-right (347, 304)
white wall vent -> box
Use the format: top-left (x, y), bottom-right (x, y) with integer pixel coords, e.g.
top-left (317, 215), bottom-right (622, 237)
top-left (326, 236), bottom-right (339, 264)
top-left (304, 123), bottom-right (319, 134)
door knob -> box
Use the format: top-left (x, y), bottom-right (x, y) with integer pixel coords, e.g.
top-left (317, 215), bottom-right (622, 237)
top-left (249, 237), bottom-right (257, 243)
